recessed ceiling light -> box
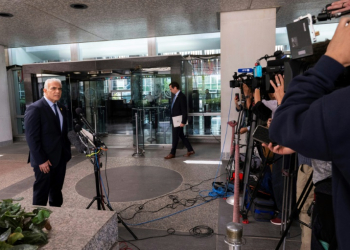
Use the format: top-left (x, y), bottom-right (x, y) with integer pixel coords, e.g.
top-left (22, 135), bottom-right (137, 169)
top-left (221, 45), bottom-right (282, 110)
top-left (91, 74), bottom-right (97, 77)
top-left (0, 13), bottom-right (13, 18)
top-left (70, 3), bottom-right (88, 9)
top-left (73, 72), bottom-right (81, 74)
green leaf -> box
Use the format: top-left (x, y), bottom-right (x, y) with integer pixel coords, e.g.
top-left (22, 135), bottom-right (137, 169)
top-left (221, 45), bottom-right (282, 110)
top-left (7, 232), bottom-right (24, 245)
top-left (11, 244), bottom-right (38, 250)
top-left (14, 227), bottom-right (22, 233)
top-left (0, 228), bottom-right (10, 242)
top-left (31, 210), bottom-right (50, 225)
top-left (0, 241), bottom-right (13, 250)
top-left (0, 221), bottom-right (6, 229)
top-left (22, 213), bottom-right (35, 218)
top-left (32, 207), bottom-right (52, 215)
top-left (21, 230), bottom-right (47, 245)
top-left (10, 204), bottom-right (21, 215)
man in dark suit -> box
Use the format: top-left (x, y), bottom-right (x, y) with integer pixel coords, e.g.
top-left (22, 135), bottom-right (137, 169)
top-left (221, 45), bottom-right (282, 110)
top-left (25, 78), bottom-right (71, 207)
top-left (164, 82), bottom-right (195, 159)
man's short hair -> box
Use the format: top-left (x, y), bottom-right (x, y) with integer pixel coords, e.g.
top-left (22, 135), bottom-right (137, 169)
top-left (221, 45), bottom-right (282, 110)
top-left (44, 78), bottom-right (62, 90)
top-left (169, 82), bottom-right (180, 89)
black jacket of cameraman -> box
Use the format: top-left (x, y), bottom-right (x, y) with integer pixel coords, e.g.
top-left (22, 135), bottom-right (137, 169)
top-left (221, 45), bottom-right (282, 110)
top-left (269, 55), bottom-right (348, 249)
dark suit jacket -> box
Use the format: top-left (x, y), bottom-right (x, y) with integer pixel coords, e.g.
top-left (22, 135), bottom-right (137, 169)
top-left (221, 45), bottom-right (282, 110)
top-left (171, 91), bottom-right (188, 124)
top-left (25, 97), bottom-right (72, 168)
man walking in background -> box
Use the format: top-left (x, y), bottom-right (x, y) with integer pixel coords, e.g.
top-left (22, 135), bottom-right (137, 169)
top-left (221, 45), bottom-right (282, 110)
top-left (25, 78), bottom-right (71, 207)
top-left (164, 82), bottom-right (195, 159)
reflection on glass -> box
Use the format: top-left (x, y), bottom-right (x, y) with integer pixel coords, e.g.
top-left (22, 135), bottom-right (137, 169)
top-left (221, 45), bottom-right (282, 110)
top-left (187, 116), bottom-right (221, 136)
top-left (190, 59), bottom-right (221, 113)
top-left (13, 70), bottom-right (26, 135)
top-left (131, 70), bottom-right (173, 145)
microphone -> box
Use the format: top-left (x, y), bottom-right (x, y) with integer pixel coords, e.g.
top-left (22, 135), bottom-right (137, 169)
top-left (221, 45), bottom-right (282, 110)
top-left (75, 124), bottom-right (96, 148)
top-left (68, 130), bottom-right (87, 153)
top-left (75, 108), bottom-right (95, 133)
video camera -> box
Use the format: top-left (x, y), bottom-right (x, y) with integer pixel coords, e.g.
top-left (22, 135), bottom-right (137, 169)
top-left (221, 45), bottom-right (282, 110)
top-left (229, 72), bottom-right (253, 89)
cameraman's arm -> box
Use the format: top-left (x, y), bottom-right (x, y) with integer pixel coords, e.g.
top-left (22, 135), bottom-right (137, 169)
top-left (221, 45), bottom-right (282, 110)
top-left (269, 55), bottom-right (344, 161)
top-left (254, 88), bottom-right (261, 102)
top-left (243, 84), bottom-right (252, 109)
top-left (270, 18), bottom-right (350, 160)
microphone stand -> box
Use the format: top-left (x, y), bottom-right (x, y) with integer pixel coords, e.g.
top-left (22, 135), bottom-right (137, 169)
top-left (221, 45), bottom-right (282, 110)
top-left (76, 111), bottom-right (138, 240)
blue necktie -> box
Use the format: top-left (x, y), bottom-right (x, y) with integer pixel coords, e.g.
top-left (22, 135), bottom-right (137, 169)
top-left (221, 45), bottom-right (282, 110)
top-left (171, 95), bottom-right (177, 110)
top-left (53, 104), bottom-right (61, 131)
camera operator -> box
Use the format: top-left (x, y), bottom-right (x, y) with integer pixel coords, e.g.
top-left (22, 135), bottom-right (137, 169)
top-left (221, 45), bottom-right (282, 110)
top-left (269, 17), bottom-right (350, 250)
top-left (235, 83), bottom-right (252, 134)
top-left (253, 74), bottom-right (285, 121)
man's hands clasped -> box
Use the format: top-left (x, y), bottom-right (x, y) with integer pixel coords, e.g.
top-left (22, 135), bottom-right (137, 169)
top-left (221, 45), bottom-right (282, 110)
top-left (39, 160), bottom-right (52, 173)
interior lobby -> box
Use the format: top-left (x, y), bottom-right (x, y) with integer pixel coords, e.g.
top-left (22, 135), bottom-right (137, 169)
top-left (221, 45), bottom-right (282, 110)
top-left (0, 0), bottom-right (341, 249)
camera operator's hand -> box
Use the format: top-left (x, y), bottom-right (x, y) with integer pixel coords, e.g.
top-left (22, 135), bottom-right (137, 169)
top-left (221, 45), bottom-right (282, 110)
top-left (240, 127), bottom-right (248, 134)
top-left (243, 83), bottom-right (252, 108)
top-left (327, 0), bottom-right (350, 14)
top-left (262, 143), bottom-right (295, 155)
top-left (267, 118), bottom-right (272, 128)
top-left (270, 74), bottom-right (285, 105)
top-left (254, 88), bottom-right (261, 102)
top-left (325, 17), bottom-right (350, 67)
top-left (234, 97), bottom-right (241, 111)
top-left (243, 83), bottom-right (251, 97)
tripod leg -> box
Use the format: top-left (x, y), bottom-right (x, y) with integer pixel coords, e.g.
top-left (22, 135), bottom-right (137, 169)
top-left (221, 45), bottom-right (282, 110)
top-left (118, 215), bottom-right (138, 240)
top-left (275, 172), bottom-right (313, 250)
top-left (87, 197), bottom-right (97, 209)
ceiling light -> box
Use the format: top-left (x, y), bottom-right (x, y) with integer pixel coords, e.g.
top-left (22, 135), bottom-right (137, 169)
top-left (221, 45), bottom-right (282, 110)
top-left (91, 74), bottom-right (97, 77)
top-left (0, 13), bottom-right (13, 18)
top-left (73, 72), bottom-right (81, 74)
top-left (70, 3), bottom-right (88, 9)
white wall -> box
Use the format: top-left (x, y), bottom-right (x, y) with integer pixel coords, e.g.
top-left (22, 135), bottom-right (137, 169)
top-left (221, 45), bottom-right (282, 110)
top-left (220, 8), bottom-right (276, 159)
top-left (0, 45), bottom-right (13, 145)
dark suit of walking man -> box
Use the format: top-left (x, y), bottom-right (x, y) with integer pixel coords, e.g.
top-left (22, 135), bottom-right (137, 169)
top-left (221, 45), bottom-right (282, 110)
top-left (164, 82), bottom-right (195, 159)
top-left (25, 78), bottom-right (71, 206)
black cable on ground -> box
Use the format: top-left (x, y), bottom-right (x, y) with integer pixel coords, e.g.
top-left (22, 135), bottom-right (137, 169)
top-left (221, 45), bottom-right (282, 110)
top-left (117, 173), bottom-right (227, 221)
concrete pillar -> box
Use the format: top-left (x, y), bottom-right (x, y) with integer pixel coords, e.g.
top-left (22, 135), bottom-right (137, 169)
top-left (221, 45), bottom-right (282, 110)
top-left (220, 8), bottom-right (276, 159)
top-left (147, 37), bottom-right (158, 56)
top-left (0, 45), bottom-right (13, 146)
top-left (70, 44), bottom-right (80, 61)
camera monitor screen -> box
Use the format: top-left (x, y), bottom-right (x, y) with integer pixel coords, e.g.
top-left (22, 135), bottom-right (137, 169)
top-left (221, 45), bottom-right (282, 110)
top-left (286, 19), bottom-right (313, 59)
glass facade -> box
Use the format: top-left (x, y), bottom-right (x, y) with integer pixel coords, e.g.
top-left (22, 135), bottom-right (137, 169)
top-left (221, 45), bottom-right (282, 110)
top-left (186, 57), bottom-right (221, 136)
top-left (12, 69), bottom-right (26, 134)
top-left (79, 39), bottom-right (148, 60)
top-left (9, 45), bottom-right (71, 65)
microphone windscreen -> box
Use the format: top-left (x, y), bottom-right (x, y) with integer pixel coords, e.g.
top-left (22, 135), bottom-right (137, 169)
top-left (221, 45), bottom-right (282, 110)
top-left (68, 131), bottom-right (86, 153)
top-left (74, 124), bottom-right (82, 133)
top-left (75, 108), bottom-right (83, 115)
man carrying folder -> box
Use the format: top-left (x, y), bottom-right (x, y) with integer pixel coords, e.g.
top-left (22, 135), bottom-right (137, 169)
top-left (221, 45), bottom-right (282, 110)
top-left (164, 82), bottom-right (195, 159)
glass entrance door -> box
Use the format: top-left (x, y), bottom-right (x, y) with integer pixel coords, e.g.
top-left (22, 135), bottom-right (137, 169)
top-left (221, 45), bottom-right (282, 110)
top-left (71, 80), bottom-right (107, 134)
top-left (131, 70), bottom-right (172, 146)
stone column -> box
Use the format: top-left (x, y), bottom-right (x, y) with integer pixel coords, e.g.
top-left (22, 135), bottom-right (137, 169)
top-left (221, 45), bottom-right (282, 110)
top-left (0, 45), bottom-right (13, 145)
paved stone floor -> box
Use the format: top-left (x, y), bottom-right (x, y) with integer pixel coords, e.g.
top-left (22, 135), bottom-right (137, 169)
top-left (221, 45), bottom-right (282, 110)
top-left (0, 138), bottom-right (302, 250)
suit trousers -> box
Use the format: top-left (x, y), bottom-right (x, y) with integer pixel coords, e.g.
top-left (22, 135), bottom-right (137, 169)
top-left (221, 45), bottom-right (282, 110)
top-left (33, 154), bottom-right (67, 207)
top-left (170, 126), bottom-right (193, 155)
